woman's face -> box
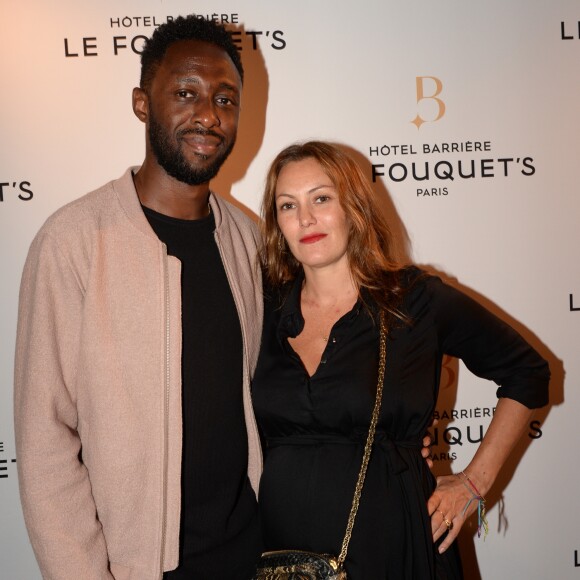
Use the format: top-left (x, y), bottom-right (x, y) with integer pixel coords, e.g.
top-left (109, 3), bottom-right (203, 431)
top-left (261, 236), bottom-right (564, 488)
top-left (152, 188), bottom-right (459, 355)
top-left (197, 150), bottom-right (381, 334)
top-left (275, 158), bottom-right (350, 273)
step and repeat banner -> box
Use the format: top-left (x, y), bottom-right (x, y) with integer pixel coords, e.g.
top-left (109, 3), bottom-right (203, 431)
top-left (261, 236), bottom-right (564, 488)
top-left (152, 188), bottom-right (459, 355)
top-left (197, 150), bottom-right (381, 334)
top-left (1, 1), bottom-right (578, 578)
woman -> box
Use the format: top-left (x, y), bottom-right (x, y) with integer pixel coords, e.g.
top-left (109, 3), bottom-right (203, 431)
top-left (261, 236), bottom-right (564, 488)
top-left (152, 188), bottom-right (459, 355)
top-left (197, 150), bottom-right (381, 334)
top-left (251, 141), bottom-right (550, 578)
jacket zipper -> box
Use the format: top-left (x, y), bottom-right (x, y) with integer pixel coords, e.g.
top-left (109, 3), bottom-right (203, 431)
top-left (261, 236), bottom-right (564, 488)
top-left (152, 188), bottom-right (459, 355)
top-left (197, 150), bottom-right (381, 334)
top-left (159, 247), bottom-right (170, 579)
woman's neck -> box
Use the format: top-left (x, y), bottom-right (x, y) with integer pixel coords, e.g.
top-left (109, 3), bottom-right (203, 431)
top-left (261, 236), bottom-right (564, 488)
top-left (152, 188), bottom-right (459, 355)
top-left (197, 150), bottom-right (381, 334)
top-left (301, 264), bottom-right (359, 309)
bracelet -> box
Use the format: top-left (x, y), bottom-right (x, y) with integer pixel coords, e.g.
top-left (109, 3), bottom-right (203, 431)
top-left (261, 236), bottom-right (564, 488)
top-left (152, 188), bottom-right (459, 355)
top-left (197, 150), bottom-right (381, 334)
top-left (457, 471), bottom-right (489, 539)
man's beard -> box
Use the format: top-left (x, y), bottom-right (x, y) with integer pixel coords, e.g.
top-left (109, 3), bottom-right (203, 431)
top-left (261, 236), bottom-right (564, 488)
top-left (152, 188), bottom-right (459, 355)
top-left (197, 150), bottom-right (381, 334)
top-left (148, 112), bottom-right (235, 186)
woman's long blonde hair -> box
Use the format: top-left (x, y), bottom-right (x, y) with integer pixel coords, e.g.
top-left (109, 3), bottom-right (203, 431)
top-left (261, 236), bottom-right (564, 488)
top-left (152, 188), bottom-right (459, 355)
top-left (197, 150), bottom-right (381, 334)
top-left (261, 141), bottom-right (411, 320)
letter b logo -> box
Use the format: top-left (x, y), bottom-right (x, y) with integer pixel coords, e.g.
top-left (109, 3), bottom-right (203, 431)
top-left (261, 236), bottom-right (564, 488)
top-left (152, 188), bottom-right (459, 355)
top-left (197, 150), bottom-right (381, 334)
top-left (412, 76), bottom-right (446, 129)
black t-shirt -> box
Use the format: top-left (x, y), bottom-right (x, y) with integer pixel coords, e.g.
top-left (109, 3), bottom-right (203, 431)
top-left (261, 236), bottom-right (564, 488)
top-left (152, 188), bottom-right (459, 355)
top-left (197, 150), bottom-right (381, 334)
top-left (143, 205), bottom-right (261, 580)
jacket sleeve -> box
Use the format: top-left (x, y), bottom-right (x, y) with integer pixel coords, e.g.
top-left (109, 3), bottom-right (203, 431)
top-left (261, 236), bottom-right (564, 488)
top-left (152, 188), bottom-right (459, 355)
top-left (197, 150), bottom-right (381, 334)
top-left (428, 276), bottom-right (550, 408)
top-left (14, 229), bottom-right (114, 579)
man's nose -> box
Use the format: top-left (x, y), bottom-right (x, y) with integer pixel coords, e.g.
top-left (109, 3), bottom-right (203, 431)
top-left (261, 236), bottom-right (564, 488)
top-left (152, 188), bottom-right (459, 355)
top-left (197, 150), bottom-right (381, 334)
top-left (192, 97), bottom-right (220, 128)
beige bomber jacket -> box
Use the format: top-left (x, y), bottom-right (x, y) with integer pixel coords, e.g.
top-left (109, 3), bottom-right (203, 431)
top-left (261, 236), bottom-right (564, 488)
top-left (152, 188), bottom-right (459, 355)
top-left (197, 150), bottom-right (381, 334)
top-left (13, 168), bottom-right (263, 580)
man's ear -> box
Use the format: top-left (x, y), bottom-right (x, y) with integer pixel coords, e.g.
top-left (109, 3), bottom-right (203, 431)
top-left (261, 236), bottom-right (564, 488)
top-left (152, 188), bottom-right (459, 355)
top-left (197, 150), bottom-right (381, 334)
top-left (132, 87), bottom-right (149, 123)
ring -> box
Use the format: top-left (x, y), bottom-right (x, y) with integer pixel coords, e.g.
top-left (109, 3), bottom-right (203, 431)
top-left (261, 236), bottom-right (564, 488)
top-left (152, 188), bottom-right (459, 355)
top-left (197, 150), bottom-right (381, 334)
top-left (438, 510), bottom-right (453, 530)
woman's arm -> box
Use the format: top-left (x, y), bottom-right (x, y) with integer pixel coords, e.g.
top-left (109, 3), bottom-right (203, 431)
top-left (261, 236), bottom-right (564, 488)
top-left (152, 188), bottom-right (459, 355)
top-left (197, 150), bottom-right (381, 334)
top-left (422, 274), bottom-right (549, 553)
top-left (427, 397), bottom-right (533, 553)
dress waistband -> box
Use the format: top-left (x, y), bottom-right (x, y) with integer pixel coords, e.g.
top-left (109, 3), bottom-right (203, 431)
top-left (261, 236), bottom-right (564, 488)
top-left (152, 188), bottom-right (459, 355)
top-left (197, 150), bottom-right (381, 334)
top-left (265, 432), bottom-right (422, 475)
top-left (266, 432), bottom-right (421, 447)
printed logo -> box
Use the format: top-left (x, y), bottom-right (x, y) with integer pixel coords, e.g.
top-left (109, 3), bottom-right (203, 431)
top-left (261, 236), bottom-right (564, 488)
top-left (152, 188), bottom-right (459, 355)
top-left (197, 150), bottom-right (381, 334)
top-left (561, 21), bottom-right (580, 40)
top-left (368, 76), bottom-right (537, 197)
top-left (0, 441), bottom-right (17, 480)
top-left (429, 408), bottom-right (543, 464)
top-left (412, 76), bottom-right (446, 129)
top-left (63, 14), bottom-right (287, 58)
top-left (570, 294), bottom-right (579, 311)
top-left (0, 181), bottom-right (33, 202)
top-left (369, 140), bottom-right (535, 197)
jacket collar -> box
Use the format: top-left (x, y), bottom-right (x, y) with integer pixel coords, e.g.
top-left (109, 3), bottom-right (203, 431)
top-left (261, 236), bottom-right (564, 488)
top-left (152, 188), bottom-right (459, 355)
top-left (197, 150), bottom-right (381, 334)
top-left (112, 166), bottom-right (226, 238)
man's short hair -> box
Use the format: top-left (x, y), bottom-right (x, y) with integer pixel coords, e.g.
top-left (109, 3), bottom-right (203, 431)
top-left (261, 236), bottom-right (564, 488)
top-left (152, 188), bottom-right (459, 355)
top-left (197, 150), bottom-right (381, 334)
top-left (139, 15), bottom-right (244, 91)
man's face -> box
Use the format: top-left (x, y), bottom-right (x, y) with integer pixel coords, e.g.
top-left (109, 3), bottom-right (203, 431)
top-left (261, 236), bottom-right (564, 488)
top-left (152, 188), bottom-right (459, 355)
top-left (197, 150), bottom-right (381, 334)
top-left (144, 40), bottom-right (241, 185)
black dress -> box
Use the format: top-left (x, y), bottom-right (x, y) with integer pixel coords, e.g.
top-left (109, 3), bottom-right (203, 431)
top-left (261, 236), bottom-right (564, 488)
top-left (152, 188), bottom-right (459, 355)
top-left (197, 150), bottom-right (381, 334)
top-left (251, 269), bottom-right (549, 579)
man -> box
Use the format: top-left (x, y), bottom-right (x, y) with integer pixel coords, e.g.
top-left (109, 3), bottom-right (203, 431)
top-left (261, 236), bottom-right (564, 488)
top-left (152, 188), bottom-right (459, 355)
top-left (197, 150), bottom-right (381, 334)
top-left (14, 17), bottom-right (262, 579)
top-left (15, 15), bottom-right (433, 580)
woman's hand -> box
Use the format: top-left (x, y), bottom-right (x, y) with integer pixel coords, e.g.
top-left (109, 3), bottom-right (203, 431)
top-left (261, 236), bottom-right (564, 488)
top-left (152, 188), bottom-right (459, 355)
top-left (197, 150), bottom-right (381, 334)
top-left (426, 398), bottom-right (533, 553)
top-left (427, 473), bottom-right (480, 553)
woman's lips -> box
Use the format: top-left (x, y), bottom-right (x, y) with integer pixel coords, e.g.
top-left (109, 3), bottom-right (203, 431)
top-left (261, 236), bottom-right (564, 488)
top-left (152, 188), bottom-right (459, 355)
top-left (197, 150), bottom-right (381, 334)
top-left (299, 233), bottom-right (327, 244)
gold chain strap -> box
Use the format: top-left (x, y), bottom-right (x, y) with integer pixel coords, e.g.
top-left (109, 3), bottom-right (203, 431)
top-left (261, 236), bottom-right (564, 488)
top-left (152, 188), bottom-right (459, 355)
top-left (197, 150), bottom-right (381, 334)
top-left (337, 311), bottom-right (387, 566)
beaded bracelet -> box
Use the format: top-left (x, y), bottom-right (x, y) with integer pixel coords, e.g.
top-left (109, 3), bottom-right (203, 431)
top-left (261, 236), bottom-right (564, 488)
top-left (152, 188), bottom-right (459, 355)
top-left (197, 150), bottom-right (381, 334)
top-left (457, 471), bottom-right (489, 539)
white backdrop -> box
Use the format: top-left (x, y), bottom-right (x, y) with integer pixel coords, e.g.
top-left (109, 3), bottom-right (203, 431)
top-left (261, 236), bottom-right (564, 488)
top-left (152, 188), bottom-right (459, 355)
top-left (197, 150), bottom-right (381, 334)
top-left (1, 1), bottom-right (577, 578)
